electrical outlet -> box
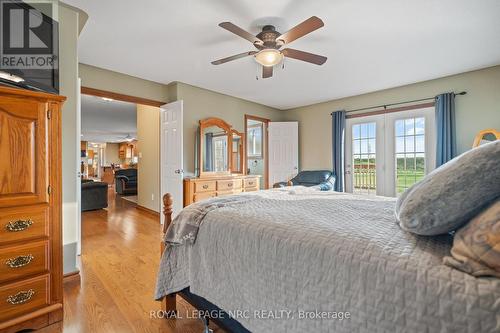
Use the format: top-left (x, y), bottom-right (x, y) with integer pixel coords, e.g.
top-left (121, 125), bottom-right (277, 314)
top-left (151, 194), bottom-right (154, 201)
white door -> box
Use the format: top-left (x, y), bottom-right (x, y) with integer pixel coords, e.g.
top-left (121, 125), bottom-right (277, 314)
top-left (160, 101), bottom-right (183, 223)
top-left (268, 122), bottom-right (298, 186)
top-left (345, 107), bottom-right (436, 197)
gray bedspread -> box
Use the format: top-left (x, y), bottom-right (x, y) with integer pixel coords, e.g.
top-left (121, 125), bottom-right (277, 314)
top-left (155, 187), bottom-right (500, 333)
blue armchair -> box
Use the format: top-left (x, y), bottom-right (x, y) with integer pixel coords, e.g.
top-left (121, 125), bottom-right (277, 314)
top-left (273, 170), bottom-right (336, 191)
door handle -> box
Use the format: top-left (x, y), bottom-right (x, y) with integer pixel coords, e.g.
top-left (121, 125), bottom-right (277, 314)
top-left (174, 169), bottom-right (184, 174)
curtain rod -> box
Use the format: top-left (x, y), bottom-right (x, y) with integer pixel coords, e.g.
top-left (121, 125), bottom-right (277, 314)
top-left (330, 91), bottom-right (467, 115)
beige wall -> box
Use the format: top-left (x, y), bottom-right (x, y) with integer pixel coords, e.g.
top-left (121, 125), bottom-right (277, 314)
top-left (137, 105), bottom-right (160, 212)
top-left (176, 82), bottom-right (284, 176)
top-left (79, 63), bottom-right (175, 103)
top-left (284, 66), bottom-right (500, 170)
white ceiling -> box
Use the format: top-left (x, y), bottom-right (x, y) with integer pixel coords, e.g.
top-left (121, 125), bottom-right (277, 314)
top-left (81, 94), bottom-right (137, 143)
top-left (67, 0), bottom-right (500, 109)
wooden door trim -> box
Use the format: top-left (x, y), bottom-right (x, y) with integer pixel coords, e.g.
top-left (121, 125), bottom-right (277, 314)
top-left (244, 114), bottom-right (270, 189)
top-left (81, 87), bottom-right (165, 107)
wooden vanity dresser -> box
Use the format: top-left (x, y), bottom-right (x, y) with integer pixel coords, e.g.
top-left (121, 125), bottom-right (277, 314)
top-left (184, 117), bottom-right (262, 206)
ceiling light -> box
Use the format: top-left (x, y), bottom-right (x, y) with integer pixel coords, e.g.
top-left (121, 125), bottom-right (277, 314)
top-left (0, 71), bottom-right (24, 83)
top-left (254, 49), bottom-right (283, 67)
top-left (125, 134), bottom-right (135, 142)
top-left (102, 97), bottom-right (114, 102)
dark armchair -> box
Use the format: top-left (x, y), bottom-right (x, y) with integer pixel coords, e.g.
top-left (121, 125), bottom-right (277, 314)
top-left (273, 170), bottom-right (336, 191)
top-left (115, 168), bottom-right (138, 195)
top-left (81, 181), bottom-right (108, 211)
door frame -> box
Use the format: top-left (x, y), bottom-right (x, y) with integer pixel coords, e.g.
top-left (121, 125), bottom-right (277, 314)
top-left (81, 87), bottom-right (166, 107)
top-left (345, 106), bottom-right (436, 197)
top-left (78, 86), bottom-right (167, 249)
top-left (244, 114), bottom-right (270, 189)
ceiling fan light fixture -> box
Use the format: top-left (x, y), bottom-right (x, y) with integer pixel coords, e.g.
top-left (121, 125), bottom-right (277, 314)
top-left (254, 49), bottom-right (283, 67)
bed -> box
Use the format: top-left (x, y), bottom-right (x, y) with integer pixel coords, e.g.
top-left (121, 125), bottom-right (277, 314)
top-left (156, 187), bottom-right (500, 333)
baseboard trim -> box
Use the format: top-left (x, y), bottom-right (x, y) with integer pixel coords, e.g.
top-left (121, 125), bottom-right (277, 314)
top-left (136, 205), bottom-right (160, 219)
top-left (63, 270), bottom-right (81, 284)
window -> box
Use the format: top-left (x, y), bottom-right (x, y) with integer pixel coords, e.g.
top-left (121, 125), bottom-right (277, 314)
top-left (352, 123), bottom-right (376, 195)
top-left (395, 117), bottom-right (426, 193)
top-left (247, 124), bottom-right (262, 158)
top-left (346, 107), bottom-right (435, 197)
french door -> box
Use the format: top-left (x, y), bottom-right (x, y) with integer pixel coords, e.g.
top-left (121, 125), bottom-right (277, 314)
top-left (345, 107), bottom-right (436, 197)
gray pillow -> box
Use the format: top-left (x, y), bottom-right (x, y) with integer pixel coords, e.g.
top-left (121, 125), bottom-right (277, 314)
top-left (396, 140), bottom-right (500, 235)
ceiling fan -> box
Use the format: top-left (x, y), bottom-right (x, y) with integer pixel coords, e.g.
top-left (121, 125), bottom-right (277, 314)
top-left (211, 16), bottom-right (327, 79)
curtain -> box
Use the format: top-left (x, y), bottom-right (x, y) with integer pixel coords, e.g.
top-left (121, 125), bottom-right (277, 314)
top-left (435, 93), bottom-right (456, 167)
top-left (204, 133), bottom-right (214, 171)
top-left (332, 110), bottom-right (346, 192)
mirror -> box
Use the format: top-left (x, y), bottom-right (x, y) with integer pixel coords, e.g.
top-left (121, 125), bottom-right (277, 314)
top-left (231, 129), bottom-right (245, 174)
top-left (199, 118), bottom-right (232, 176)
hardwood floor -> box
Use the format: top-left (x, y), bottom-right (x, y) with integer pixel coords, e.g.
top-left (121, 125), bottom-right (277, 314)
top-left (39, 189), bottom-right (222, 333)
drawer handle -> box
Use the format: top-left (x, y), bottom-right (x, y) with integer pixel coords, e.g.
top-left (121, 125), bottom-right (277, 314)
top-left (202, 184), bottom-right (209, 189)
top-left (248, 182), bottom-right (254, 185)
top-left (5, 219), bottom-right (33, 232)
top-left (227, 183), bottom-right (233, 187)
top-left (7, 289), bottom-right (35, 305)
top-left (6, 254), bottom-right (34, 268)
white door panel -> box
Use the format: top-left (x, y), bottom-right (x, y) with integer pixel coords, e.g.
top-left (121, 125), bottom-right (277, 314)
top-left (345, 115), bottom-right (385, 196)
top-left (160, 101), bottom-right (183, 222)
top-left (268, 122), bottom-right (298, 186)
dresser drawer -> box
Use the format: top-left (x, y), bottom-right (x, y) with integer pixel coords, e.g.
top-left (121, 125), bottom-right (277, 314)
top-left (0, 240), bottom-right (49, 283)
top-left (0, 274), bottom-right (50, 322)
top-left (0, 206), bottom-right (49, 245)
top-left (243, 187), bottom-right (259, 192)
top-left (193, 192), bottom-right (216, 203)
top-left (194, 180), bottom-right (216, 193)
top-left (217, 179), bottom-right (242, 191)
top-left (217, 189), bottom-right (242, 197)
top-left (244, 178), bottom-right (259, 188)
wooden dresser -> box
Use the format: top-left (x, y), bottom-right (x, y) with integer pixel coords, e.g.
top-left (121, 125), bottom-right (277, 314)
top-left (0, 86), bottom-right (65, 332)
top-left (184, 175), bottom-right (261, 206)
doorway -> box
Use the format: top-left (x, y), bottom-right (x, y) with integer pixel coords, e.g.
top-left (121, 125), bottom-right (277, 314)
top-left (245, 115), bottom-right (269, 189)
top-left (77, 86), bottom-right (166, 256)
top-left (345, 106), bottom-right (436, 197)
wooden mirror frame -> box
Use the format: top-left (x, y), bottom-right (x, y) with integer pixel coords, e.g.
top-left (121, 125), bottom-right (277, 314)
top-left (230, 129), bottom-right (246, 175)
top-left (199, 117), bottom-right (233, 177)
top-left (472, 129), bottom-right (500, 148)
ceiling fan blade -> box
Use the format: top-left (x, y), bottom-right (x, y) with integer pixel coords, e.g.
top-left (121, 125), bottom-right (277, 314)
top-left (282, 48), bottom-right (327, 65)
top-left (219, 22), bottom-right (263, 45)
top-left (211, 51), bottom-right (257, 65)
top-left (262, 66), bottom-right (273, 79)
top-left (276, 16), bottom-right (324, 45)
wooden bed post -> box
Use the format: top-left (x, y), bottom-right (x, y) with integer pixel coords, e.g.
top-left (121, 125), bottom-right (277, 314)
top-left (161, 193), bottom-right (177, 317)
